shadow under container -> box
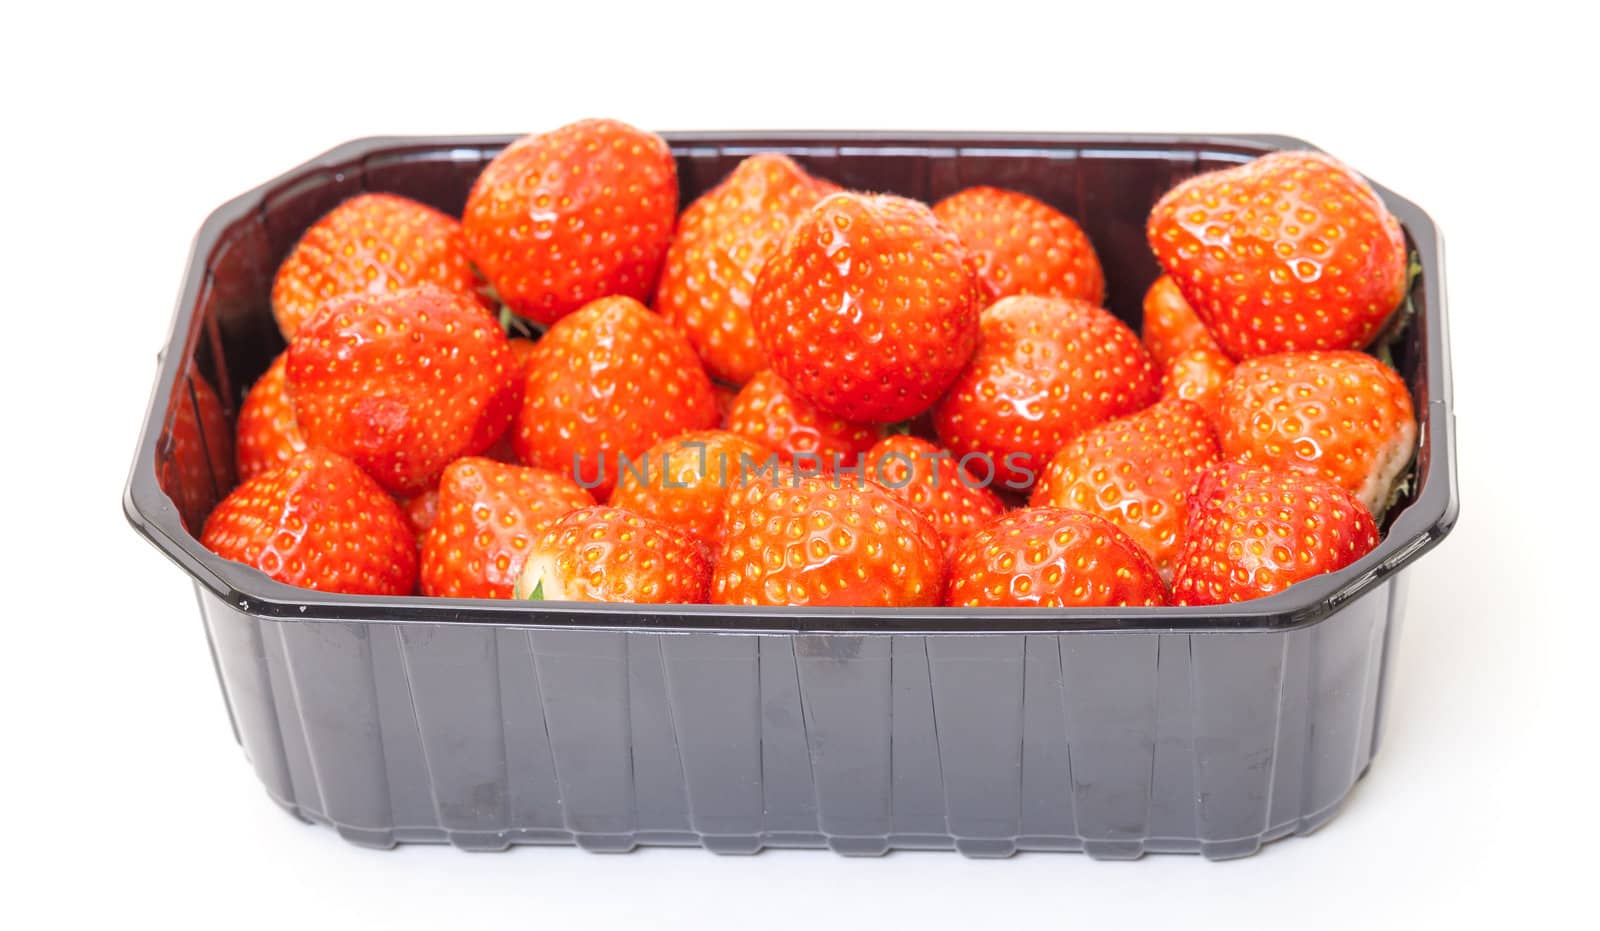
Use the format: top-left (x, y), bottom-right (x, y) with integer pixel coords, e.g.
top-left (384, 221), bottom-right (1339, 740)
top-left (124, 132), bottom-right (1458, 860)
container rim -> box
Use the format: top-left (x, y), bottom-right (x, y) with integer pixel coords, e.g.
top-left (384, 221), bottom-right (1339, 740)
top-left (123, 131), bottom-right (1459, 635)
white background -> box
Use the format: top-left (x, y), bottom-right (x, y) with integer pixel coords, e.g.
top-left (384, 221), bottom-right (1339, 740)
top-left (3, 1), bottom-right (1593, 927)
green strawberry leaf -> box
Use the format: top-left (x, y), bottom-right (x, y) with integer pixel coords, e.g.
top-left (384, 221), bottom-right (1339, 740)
top-left (496, 303), bottom-right (544, 340)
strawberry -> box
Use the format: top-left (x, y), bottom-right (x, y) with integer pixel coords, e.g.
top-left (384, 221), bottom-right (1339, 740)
top-left (1159, 346), bottom-right (1236, 426)
top-left (608, 429), bottom-right (775, 544)
top-left (515, 506), bottom-right (712, 603)
top-left (162, 371), bottom-right (236, 534)
top-left (933, 295), bottom-right (1159, 491)
top-left (399, 488), bottom-right (440, 546)
top-left (235, 352), bottom-right (307, 482)
top-left (865, 434), bottom-right (1006, 560)
top-left (513, 295), bottom-right (718, 499)
top-left (713, 472), bottom-right (944, 607)
top-left (657, 153), bottom-right (841, 384)
top-left (932, 186), bottom-right (1104, 304)
top-left (270, 192), bottom-right (484, 340)
top-left (1142, 274), bottom-right (1224, 367)
top-left (750, 191), bottom-right (981, 423)
top-left (464, 119), bottom-right (678, 326)
top-left (1216, 350), bottom-right (1416, 514)
top-left (479, 336), bottom-right (540, 463)
top-left (945, 507), bottom-right (1168, 607)
top-left (1147, 150), bottom-right (1408, 358)
top-left (1030, 399), bottom-right (1220, 580)
top-left (200, 449), bottom-right (417, 595)
top-left (286, 284), bottom-right (519, 497)
top-left (420, 457), bottom-right (595, 599)
top-left (1171, 463), bottom-right (1379, 605)
top-left (723, 369), bottom-right (883, 471)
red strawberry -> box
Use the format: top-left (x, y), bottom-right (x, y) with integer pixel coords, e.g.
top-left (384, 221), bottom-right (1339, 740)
top-left (399, 488), bottom-right (440, 546)
top-left (657, 153), bottom-right (841, 384)
top-left (420, 457), bottom-right (595, 599)
top-left (235, 352), bottom-right (307, 482)
top-left (933, 295), bottom-right (1159, 491)
top-left (1159, 346), bottom-right (1236, 426)
top-left (161, 371), bottom-right (236, 534)
top-left (464, 119), bottom-right (678, 326)
top-left (513, 295), bottom-right (718, 499)
top-left (1030, 399), bottom-right (1220, 580)
top-left (515, 506), bottom-right (712, 603)
top-left (286, 284), bottom-right (518, 497)
top-left (723, 369), bottom-right (883, 471)
top-left (1142, 274), bottom-right (1225, 367)
top-left (932, 186), bottom-right (1104, 304)
top-left (1171, 463), bottom-right (1379, 605)
top-left (608, 429), bottom-right (775, 544)
top-left (1216, 350), bottom-right (1416, 514)
top-left (480, 336), bottom-right (540, 463)
top-left (750, 191), bottom-right (981, 423)
top-left (945, 507), bottom-right (1168, 607)
top-left (1147, 151), bottom-right (1408, 358)
top-left (270, 192), bottom-right (484, 340)
top-left (200, 449), bottom-right (417, 595)
top-left (866, 434), bottom-right (1006, 560)
top-left (713, 472), bottom-right (944, 607)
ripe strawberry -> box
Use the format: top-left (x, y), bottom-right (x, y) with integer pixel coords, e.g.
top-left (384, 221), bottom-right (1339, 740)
top-left (514, 295), bottom-right (718, 499)
top-left (945, 507), bottom-right (1168, 608)
top-left (866, 435), bottom-right (1006, 560)
top-left (1159, 346), bottom-right (1236, 425)
top-left (161, 371), bottom-right (236, 534)
top-left (932, 186), bottom-right (1104, 304)
top-left (657, 153), bottom-right (840, 384)
top-left (1171, 463), bottom-right (1379, 605)
top-left (399, 488), bottom-right (440, 545)
top-left (516, 506), bottom-right (712, 603)
top-left (933, 295), bottom-right (1159, 491)
top-left (1216, 350), bottom-right (1416, 514)
top-left (464, 119), bottom-right (678, 325)
top-left (713, 472), bottom-right (944, 607)
top-left (723, 369), bottom-right (882, 471)
top-left (235, 352), bottom-right (306, 482)
top-left (270, 192), bottom-right (484, 340)
top-left (1148, 151), bottom-right (1408, 358)
top-left (750, 191), bottom-right (981, 423)
top-left (1030, 399), bottom-right (1220, 580)
top-left (1142, 274), bottom-right (1224, 367)
top-left (200, 449), bottom-right (417, 595)
top-left (479, 336), bottom-right (540, 463)
top-left (608, 429), bottom-right (775, 544)
top-left (286, 284), bottom-right (519, 497)
top-left (420, 457), bottom-right (595, 599)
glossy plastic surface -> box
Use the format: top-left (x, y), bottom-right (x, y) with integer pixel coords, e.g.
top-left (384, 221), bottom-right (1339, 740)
top-left (124, 133), bottom-right (1457, 858)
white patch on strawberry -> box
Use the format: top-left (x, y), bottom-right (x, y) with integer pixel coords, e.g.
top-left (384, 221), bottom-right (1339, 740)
top-left (514, 551), bottom-right (569, 602)
top-left (1361, 415), bottom-right (1419, 518)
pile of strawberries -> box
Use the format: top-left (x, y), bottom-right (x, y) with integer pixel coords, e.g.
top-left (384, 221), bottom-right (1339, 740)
top-left (198, 119), bottom-right (1417, 609)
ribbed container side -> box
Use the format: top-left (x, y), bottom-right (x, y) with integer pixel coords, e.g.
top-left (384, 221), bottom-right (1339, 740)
top-left (198, 577), bottom-right (1397, 859)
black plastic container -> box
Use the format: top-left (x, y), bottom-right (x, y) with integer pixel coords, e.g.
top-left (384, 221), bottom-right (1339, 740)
top-left (124, 132), bottom-right (1457, 859)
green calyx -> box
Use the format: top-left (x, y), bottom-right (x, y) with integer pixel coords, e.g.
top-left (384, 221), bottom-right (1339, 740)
top-left (496, 303), bottom-right (542, 340)
top-left (513, 576), bottom-right (545, 601)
